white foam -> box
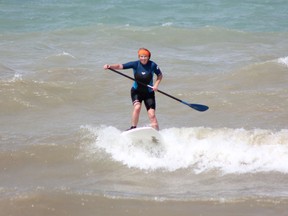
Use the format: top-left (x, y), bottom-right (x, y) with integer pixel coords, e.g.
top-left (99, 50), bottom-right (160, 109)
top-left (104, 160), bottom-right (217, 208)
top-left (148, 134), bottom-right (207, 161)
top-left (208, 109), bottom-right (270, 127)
top-left (162, 22), bottom-right (173, 27)
top-left (6, 73), bottom-right (23, 83)
top-left (56, 51), bottom-right (76, 59)
top-left (277, 56), bottom-right (288, 67)
top-left (45, 51), bottom-right (76, 61)
top-left (84, 126), bottom-right (288, 174)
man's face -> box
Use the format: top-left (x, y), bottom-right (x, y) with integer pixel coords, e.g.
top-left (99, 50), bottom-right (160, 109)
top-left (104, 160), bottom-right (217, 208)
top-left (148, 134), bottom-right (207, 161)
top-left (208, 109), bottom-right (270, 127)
top-left (139, 55), bottom-right (149, 65)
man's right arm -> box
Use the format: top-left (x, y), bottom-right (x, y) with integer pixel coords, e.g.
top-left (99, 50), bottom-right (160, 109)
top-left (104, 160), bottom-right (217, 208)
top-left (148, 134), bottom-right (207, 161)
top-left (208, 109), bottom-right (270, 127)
top-left (103, 64), bottom-right (123, 70)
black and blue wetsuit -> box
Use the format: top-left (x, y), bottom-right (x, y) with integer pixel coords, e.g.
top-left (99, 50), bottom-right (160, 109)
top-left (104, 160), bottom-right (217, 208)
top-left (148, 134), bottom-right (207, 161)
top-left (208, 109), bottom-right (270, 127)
top-left (123, 60), bottom-right (162, 110)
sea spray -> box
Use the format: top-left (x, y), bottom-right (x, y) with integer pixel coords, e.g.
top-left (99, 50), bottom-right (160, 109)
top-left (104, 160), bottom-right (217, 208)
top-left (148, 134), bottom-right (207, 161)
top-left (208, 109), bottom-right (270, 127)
top-left (84, 126), bottom-right (288, 174)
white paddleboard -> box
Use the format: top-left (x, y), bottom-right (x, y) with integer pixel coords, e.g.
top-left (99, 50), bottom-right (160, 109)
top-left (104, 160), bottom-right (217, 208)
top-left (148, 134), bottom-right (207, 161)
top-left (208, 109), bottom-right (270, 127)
top-left (121, 127), bottom-right (162, 143)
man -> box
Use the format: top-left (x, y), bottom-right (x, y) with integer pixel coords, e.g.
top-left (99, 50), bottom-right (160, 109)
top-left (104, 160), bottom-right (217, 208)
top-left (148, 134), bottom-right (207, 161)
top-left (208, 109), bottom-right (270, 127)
top-left (103, 48), bottom-right (163, 130)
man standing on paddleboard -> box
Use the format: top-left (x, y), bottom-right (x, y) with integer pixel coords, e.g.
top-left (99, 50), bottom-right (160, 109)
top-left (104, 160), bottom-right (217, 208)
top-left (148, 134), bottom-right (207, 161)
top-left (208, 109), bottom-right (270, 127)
top-left (103, 48), bottom-right (163, 131)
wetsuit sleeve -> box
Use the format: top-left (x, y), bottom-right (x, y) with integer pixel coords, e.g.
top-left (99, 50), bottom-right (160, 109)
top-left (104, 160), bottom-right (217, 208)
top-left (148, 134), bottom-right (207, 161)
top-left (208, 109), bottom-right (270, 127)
top-left (153, 62), bottom-right (162, 76)
top-left (122, 61), bottom-right (138, 69)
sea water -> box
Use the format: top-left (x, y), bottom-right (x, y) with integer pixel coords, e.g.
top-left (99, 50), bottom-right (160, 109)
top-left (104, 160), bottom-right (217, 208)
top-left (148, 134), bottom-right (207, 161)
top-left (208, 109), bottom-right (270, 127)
top-left (1, 0), bottom-right (288, 215)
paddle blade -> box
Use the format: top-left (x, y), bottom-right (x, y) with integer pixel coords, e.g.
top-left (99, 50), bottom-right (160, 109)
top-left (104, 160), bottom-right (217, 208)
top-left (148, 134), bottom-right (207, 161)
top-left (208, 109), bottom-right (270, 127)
top-left (188, 104), bottom-right (209, 112)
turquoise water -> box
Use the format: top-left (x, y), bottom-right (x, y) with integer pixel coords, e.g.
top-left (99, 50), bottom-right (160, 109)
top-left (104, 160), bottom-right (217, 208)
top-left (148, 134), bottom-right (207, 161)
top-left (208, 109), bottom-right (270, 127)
top-left (1, 0), bottom-right (287, 32)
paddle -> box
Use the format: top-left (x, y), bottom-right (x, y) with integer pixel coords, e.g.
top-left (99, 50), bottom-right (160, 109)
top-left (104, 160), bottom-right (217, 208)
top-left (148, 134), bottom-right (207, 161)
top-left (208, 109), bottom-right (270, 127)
top-left (108, 68), bottom-right (209, 112)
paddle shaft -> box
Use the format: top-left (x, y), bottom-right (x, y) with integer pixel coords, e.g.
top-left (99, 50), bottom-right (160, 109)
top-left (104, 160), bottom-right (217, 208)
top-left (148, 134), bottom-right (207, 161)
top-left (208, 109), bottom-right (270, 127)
top-left (108, 68), bottom-right (209, 112)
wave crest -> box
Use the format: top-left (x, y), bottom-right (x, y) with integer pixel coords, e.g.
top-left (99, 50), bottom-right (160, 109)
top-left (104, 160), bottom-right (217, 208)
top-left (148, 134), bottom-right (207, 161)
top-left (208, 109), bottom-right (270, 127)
top-left (83, 126), bottom-right (288, 174)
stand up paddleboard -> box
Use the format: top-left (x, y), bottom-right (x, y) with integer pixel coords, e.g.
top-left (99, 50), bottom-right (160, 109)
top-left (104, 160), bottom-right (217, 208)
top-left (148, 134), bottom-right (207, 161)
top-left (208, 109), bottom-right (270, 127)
top-left (121, 127), bottom-right (162, 143)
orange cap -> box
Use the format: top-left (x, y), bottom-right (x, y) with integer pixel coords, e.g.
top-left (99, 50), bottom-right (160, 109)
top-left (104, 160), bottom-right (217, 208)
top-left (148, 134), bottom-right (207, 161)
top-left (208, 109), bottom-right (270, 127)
top-left (138, 48), bottom-right (151, 58)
